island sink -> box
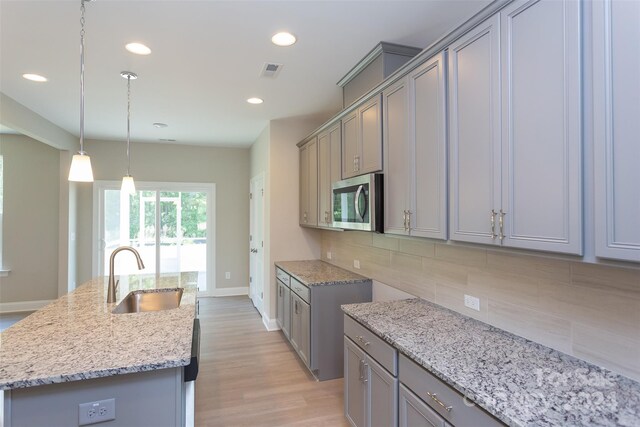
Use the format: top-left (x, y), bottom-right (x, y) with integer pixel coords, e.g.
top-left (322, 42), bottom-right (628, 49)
top-left (112, 288), bottom-right (184, 314)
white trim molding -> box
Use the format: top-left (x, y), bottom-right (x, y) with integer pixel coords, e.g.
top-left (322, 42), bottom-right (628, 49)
top-left (262, 314), bottom-right (280, 332)
top-left (0, 299), bottom-right (53, 314)
top-left (208, 286), bottom-right (249, 297)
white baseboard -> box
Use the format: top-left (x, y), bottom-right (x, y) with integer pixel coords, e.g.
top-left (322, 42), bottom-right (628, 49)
top-left (209, 286), bottom-right (249, 297)
top-left (262, 314), bottom-right (280, 332)
top-left (0, 299), bottom-right (53, 314)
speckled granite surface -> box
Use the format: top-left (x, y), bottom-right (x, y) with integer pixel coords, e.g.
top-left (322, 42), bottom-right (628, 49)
top-left (0, 273), bottom-right (197, 390)
top-left (342, 298), bottom-right (640, 427)
top-left (275, 260), bottom-right (370, 286)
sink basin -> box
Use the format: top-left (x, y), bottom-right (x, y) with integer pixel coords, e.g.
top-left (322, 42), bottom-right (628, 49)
top-left (112, 288), bottom-right (184, 314)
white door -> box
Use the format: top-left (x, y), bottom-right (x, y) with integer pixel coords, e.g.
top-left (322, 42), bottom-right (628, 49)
top-left (249, 174), bottom-right (265, 314)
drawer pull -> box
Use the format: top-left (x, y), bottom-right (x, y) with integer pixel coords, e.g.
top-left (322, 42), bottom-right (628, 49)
top-left (356, 335), bottom-right (370, 346)
top-left (426, 392), bottom-right (452, 412)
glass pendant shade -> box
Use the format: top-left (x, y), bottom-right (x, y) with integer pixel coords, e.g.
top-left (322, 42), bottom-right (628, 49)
top-left (121, 175), bottom-right (136, 195)
top-left (68, 152), bottom-right (94, 182)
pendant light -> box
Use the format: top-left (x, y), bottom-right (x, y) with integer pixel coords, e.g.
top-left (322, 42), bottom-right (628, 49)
top-left (68, 0), bottom-right (94, 182)
top-left (120, 71), bottom-right (137, 195)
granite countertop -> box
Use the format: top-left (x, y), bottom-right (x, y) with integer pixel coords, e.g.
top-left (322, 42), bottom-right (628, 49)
top-left (0, 273), bottom-right (197, 390)
top-left (342, 298), bottom-right (640, 427)
top-left (275, 260), bottom-right (370, 286)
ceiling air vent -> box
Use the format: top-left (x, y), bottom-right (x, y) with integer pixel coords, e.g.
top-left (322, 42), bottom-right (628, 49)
top-left (260, 62), bottom-right (283, 78)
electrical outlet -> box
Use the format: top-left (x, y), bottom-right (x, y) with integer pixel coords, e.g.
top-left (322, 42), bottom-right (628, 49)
top-left (353, 259), bottom-right (360, 269)
top-left (225, 272), bottom-right (231, 279)
top-left (464, 294), bottom-right (480, 311)
top-left (79, 398), bottom-right (115, 425)
top-left (326, 251), bottom-right (332, 260)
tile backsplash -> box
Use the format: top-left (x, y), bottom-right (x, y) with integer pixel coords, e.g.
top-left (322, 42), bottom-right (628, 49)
top-left (322, 230), bottom-right (640, 382)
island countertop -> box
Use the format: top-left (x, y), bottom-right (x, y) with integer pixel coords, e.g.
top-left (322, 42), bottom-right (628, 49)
top-left (342, 298), bottom-right (640, 427)
top-left (275, 260), bottom-right (369, 286)
top-left (0, 273), bottom-right (197, 391)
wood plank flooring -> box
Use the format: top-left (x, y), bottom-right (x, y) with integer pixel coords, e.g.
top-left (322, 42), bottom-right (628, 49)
top-left (195, 296), bottom-right (349, 427)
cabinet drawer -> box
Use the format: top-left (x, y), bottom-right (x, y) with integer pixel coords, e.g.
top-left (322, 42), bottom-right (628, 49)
top-left (290, 278), bottom-right (309, 303)
top-left (399, 354), bottom-right (503, 427)
top-left (344, 315), bottom-right (397, 376)
top-left (276, 268), bottom-right (290, 287)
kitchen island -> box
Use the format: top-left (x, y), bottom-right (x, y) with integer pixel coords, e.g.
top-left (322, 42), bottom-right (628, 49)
top-left (0, 273), bottom-right (198, 427)
top-left (343, 298), bottom-right (640, 427)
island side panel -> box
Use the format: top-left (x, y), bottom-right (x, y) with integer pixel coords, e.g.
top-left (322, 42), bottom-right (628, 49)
top-left (4, 367), bottom-right (184, 427)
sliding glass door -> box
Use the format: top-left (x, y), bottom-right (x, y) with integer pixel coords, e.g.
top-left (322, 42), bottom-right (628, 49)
top-left (94, 182), bottom-right (215, 294)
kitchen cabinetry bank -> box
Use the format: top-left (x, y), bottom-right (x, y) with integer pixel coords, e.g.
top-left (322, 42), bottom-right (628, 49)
top-left (0, 274), bottom-right (197, 427)
top-left (275, 261), bottom-right (372, 381)
top-left (342, 299), bottom-right (640, 427)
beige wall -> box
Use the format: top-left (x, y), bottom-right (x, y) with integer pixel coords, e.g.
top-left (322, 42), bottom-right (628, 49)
top-left (266, 118), bottom-right (323, 319)
top-left (76, 140), bottom-right (250, 291)
top-left (0, 135), bottom-right (60, 303)
top-left (322, 230), bottom-right (640, 382)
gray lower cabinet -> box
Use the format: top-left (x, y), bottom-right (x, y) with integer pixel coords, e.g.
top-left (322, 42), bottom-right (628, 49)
top-left (399, 383), bottom-right (446, 427)
top-left (345, 323), bottom-right (398, 427)
top-left (291, 292), bottom-right (310, 367)
top-left (344, 335), bottom-right (398, 427)
top-left (399, 354), bottom-right (504, 427)
top-left (276, 280), bottom-right (291, 339)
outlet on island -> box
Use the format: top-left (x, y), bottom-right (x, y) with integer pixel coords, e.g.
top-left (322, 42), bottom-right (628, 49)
top-left (79, 398), bottom-right (115, 425)
top-left (353, 259), bottom-right (360, 269)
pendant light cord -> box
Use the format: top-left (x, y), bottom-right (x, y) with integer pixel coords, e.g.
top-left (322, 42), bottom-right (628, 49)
top-left (79, 0), bottom-right (86, 154)
top-left (126, 74), bottom-right (131, 176)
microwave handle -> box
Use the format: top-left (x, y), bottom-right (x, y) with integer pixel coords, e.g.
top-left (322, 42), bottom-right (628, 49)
top-left (354, 184), bottom-right (363, 221)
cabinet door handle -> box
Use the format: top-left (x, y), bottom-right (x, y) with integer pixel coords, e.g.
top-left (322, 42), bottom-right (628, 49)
top-left (403, 210), bottom-right (407, 231)
top-left (279, 287), bottom-right (282, 297)
top-left (294, 300), bottom-right (298, 314)
top-left (406, 210), bottom-right (412, 232)
top-left (499, 209), bottom-right (506, 241)
top-left (426, 392), bottom-right (452, 412)
top-left (490, 209), bottom-right (497, 239)
top-left (358, 359), bottom-right (364, 381)
top-left (355, 156), bottom-right (360, 172)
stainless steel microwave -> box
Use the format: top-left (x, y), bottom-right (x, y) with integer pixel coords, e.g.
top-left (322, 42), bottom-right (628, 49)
top-left (332, 174), bottom-right (383, 232)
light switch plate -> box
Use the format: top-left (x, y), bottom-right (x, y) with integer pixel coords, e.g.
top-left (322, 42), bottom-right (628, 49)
top-left (326, 251), bottom-right (332, 260)
top-left (353, 259), bottom-right (360, 269)
top-left (225, 272), bottom-right (231, 279)
top-left (79, 398), bottom-right (115, 425)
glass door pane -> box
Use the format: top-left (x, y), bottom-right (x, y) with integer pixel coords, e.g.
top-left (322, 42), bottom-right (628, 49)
top-left (159, 191), bottom-right (208, 291)
top-left (103, 190), bottom-right (156, 276)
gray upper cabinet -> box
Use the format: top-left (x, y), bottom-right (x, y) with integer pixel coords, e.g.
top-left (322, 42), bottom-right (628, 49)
top-left (593, 0), bottom-right (640, 262)
top-left (384, 53), bottom-right (447, 239)
top-left (499, 0), bottom-right (582, 254)
top-left (448, 15), bottom-right (502, 246)
top-left (342, 95), bottom-right (383, 179)
top-left (449, 0), bottom-right (582, 255)
top-left (299, 138), bottom-right (318, 227)
top-left (318, 122), bottom-right (341, 227)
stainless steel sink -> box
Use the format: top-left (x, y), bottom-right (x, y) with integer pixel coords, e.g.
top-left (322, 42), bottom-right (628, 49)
top-left (112, 288), bottom-right (184, 314)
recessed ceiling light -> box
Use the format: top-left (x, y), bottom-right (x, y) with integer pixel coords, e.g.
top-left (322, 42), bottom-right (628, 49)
top-left (247, 97), bottom-right (264, 105)
top-left (271, 32), bottom-right (296, 47)
top-left (125, 42), bottom-right (152, 55)
top-left (159, 138), bottom-right (176, 142)
top-left (153, 122), bottom-right (168, 128)
top-left (22, 73), bottom-right (48, 82)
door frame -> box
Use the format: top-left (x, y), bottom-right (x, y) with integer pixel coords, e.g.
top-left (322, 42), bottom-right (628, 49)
top-left (92, 180), bottom-right (216, 296)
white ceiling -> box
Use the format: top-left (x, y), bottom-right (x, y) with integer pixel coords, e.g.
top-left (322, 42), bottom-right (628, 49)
top-left (0, 0), bottom-right (490, 147)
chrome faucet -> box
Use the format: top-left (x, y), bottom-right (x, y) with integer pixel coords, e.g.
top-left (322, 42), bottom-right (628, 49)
top-left (107, 246), bottom-right (145, 303)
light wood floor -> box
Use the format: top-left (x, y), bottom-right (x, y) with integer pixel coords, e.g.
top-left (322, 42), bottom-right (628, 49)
top-left (195, 296), bottom-right (349, 427)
